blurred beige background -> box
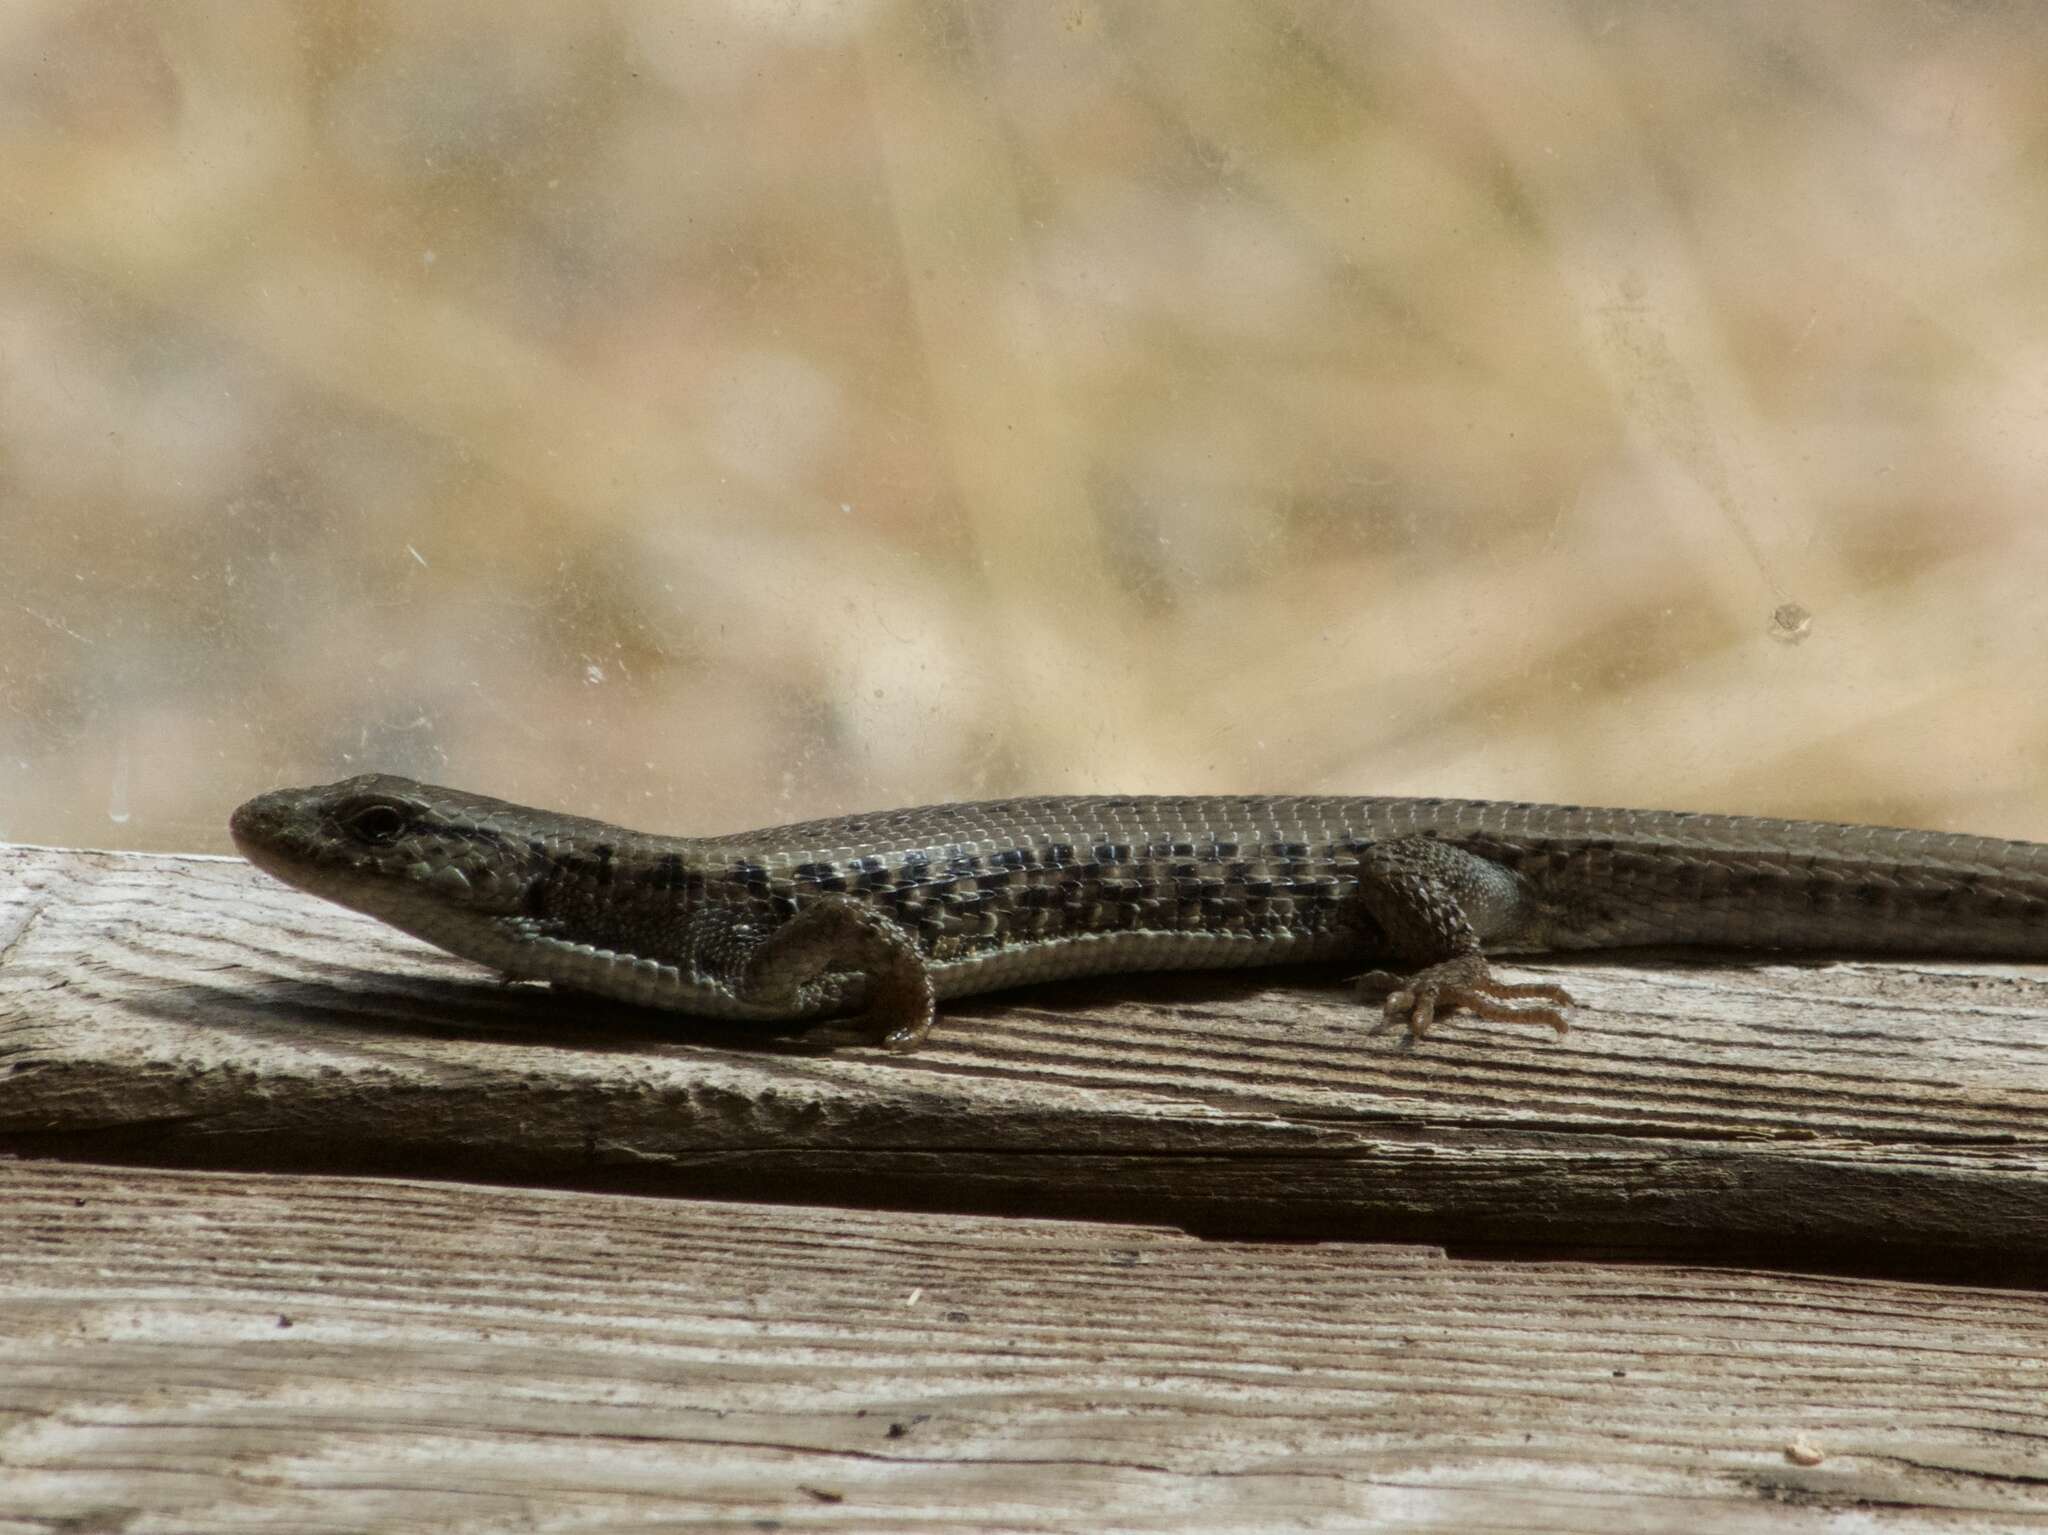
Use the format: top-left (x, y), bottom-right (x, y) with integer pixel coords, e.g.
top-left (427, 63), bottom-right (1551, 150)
top-left (4, 0), bottom-right (2047, 853)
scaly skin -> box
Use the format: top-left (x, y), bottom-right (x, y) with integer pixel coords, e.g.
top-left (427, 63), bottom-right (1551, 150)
top-left (231, 775), bottom-right (2048, 1050)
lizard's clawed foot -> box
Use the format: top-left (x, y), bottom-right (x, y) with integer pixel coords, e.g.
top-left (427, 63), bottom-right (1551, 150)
top-left (1353, 953), bottom-right (1575, 1040)
top-left (870, 1007), bottom-right (934, 1053)
top-left (859, 944), bottom-right (937, 1053)
top-left (736, 893), bottom-right (939, 1053)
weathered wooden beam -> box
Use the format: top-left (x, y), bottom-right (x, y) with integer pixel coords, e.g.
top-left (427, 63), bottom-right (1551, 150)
top-left (4, 1161), bottom-right (2045, 1529)
top-left (5, 845), bottom-right (2046, 1273)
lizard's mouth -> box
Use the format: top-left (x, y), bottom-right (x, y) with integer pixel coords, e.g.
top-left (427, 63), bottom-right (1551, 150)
top-left (228, 788), bottom-right (297, 869)
top-left (228, 785), bottom-right (328, 890)
top-left (229, 777), bottom-right (534, 917)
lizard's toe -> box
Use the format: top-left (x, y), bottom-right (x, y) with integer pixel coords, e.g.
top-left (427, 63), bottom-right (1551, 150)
top-left (1353, 955), bottom-right (1574, 1040)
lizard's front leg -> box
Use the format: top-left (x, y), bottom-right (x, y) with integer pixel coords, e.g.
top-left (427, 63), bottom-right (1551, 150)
top-left (716, 894), bottom-right (937, 1051)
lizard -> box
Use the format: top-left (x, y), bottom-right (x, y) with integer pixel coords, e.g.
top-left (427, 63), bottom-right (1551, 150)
top-left (229, 774), bottom-right (2048, 1051)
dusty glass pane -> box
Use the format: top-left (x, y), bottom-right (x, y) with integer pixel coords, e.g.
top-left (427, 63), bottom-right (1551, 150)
top-left (4, 1), bottom-right (2047, 851)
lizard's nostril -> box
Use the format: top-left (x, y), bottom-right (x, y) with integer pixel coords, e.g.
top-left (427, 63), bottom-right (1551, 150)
top-left (228, 793), bottom-right (277, 850)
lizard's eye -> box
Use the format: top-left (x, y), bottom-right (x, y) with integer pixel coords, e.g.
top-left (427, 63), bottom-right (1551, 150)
top-left (337, 799), bottom-right (409, 847)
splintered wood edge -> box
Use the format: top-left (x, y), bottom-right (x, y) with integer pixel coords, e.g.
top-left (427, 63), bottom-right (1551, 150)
top-left (3, 1160), bottom-right (2045, 1530)
top-left (4, 843), bottom-right (2047, 1268)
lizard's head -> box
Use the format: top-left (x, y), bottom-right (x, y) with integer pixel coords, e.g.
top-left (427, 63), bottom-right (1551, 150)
top-left (229, 774), bottom-right (566, 937)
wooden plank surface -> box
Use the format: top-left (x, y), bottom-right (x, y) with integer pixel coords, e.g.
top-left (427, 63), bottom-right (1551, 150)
top-left (3, 1160), bottom-right (2045, 1532)
top-left (4, 844), bottom-right (2048, 1274)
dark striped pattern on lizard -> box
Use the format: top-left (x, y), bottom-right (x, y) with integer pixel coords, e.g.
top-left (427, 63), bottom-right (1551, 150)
top-left (230, 775), bottom-right (2048, 1051)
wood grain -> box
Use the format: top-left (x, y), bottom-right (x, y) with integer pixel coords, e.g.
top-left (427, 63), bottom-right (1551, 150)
top-left (4, 845), bottom-right (2048, 1273)
top-left (3, 1160), bottom-right (2045, 1532)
